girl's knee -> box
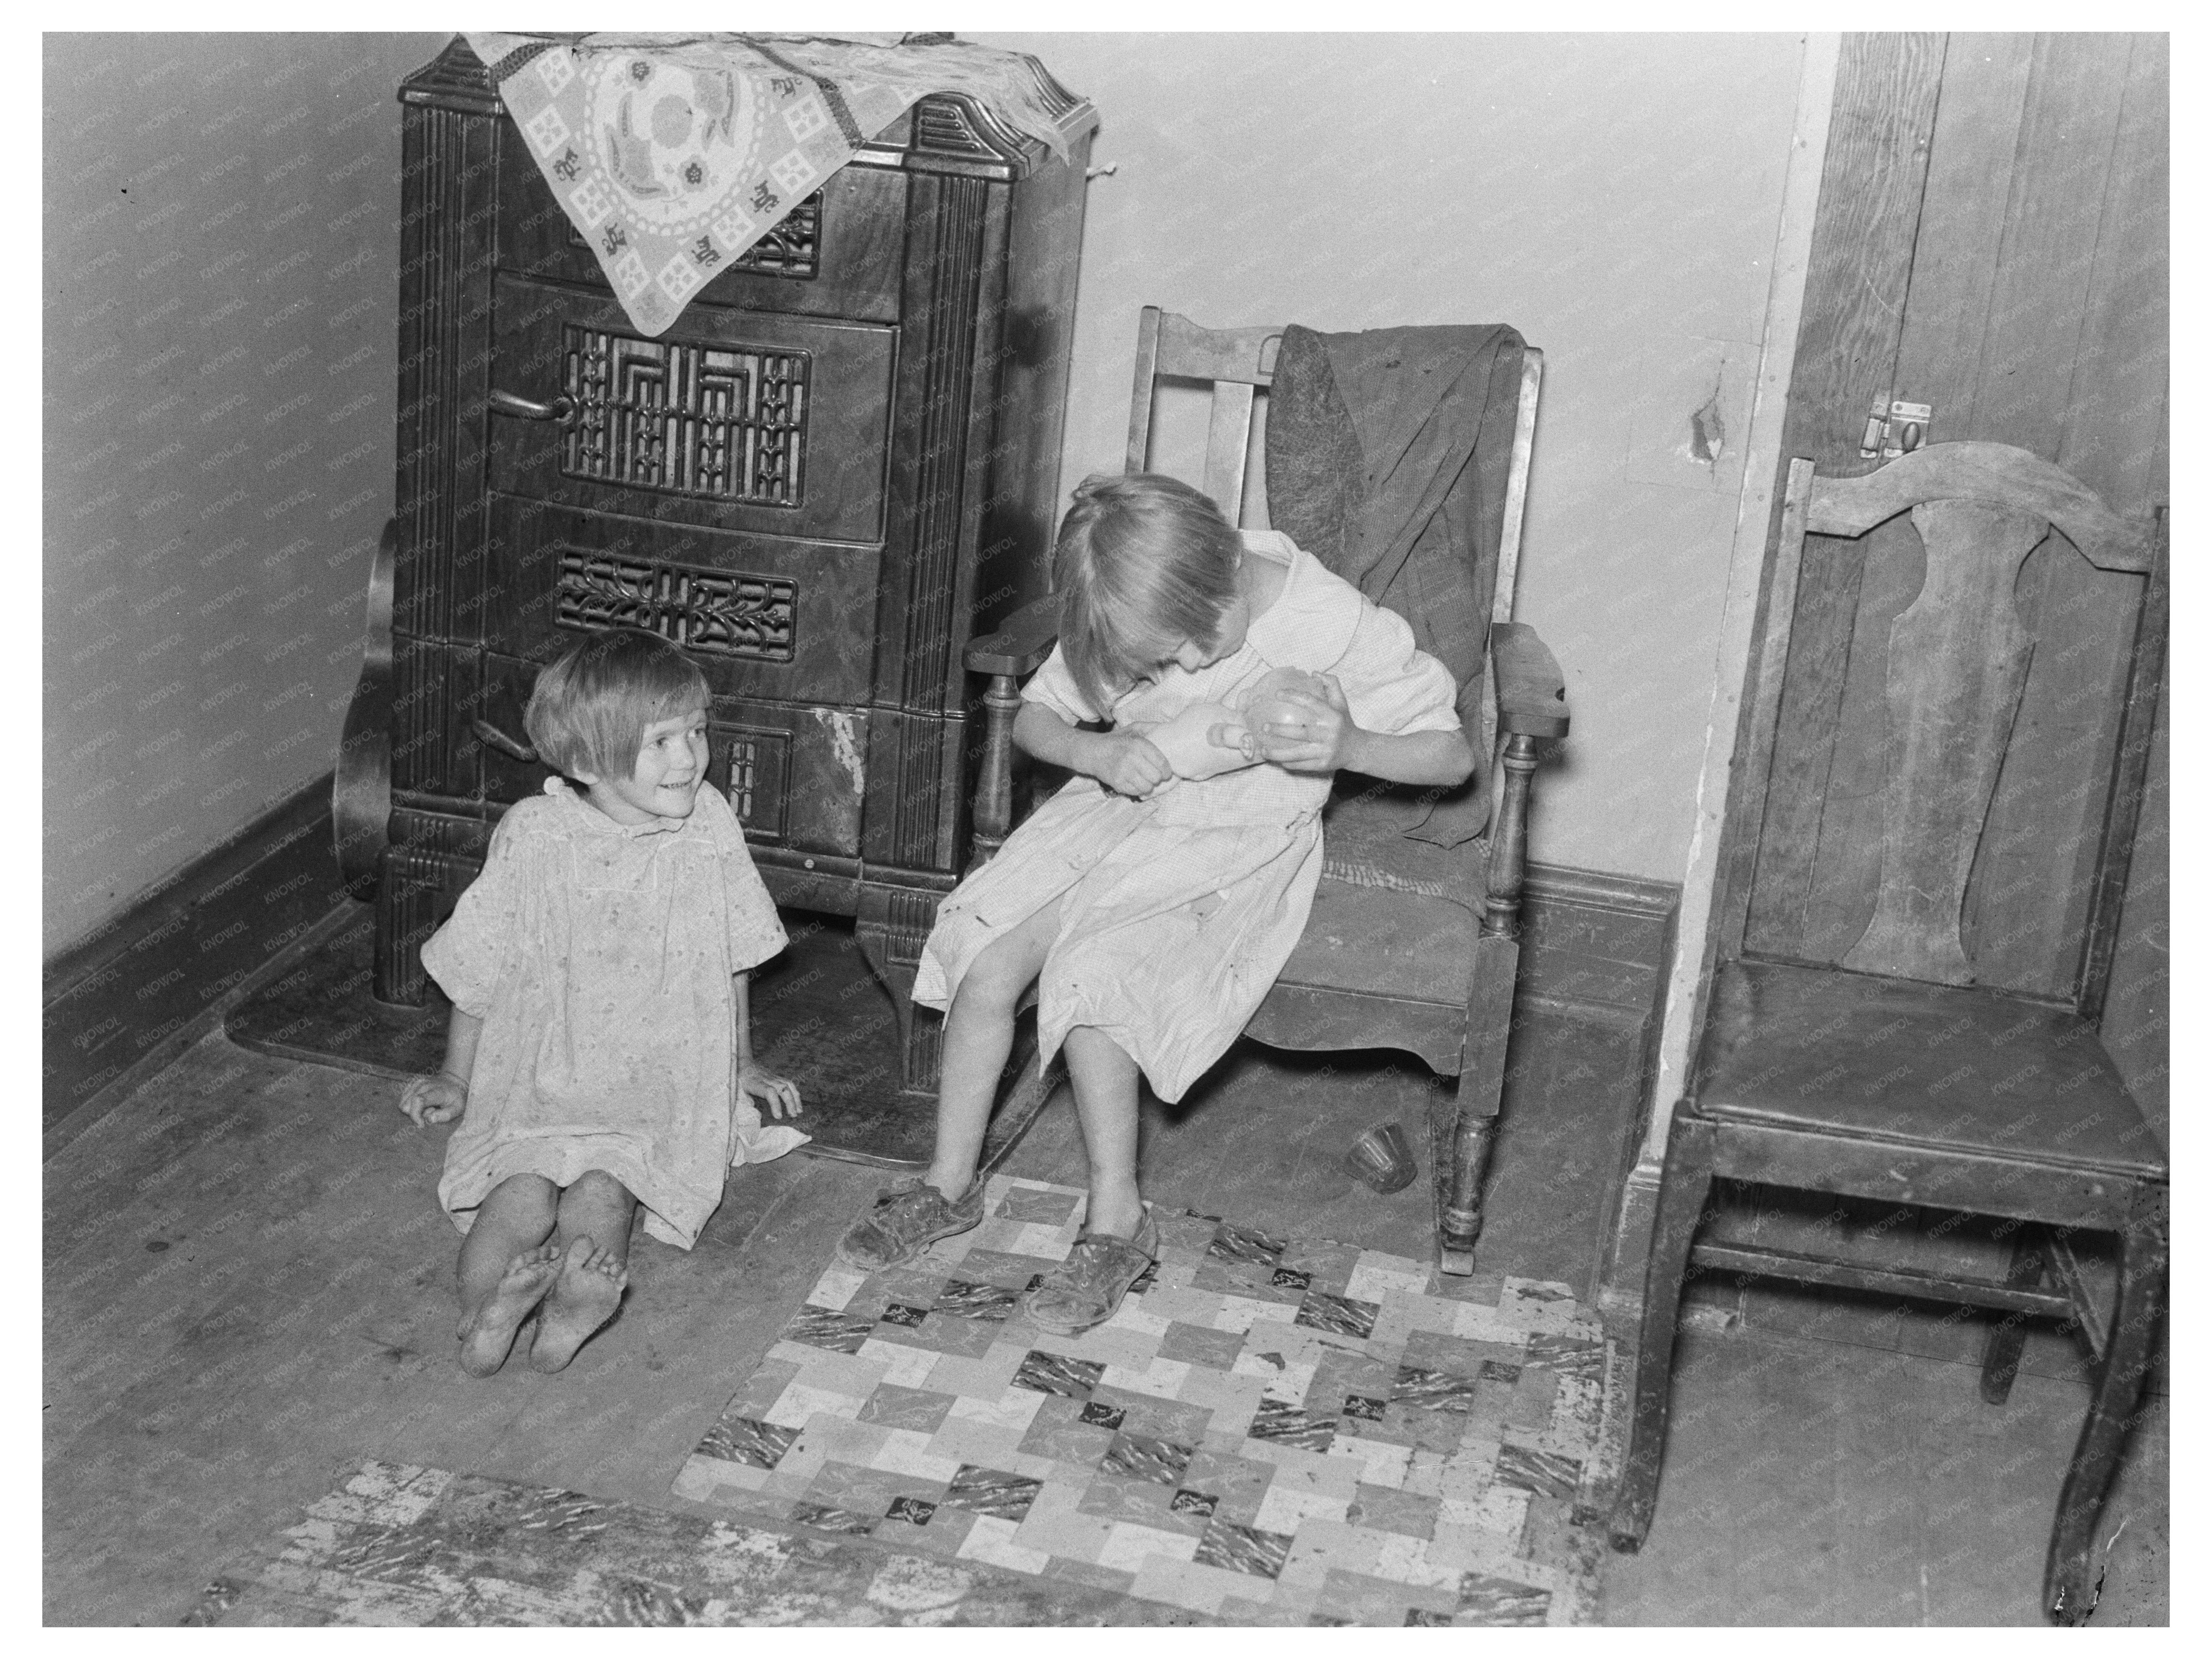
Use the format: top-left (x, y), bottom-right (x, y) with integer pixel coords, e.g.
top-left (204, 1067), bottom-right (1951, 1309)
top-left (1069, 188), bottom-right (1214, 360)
top-left (487, 1172), bottom-right (560, 1219)
top-left (568, 1168), bottom-right (635, 1207)
top-left (959, 941), bottom-right (1040, 1013)
top-left (1063, 1024), bottom-right (1132, 1064)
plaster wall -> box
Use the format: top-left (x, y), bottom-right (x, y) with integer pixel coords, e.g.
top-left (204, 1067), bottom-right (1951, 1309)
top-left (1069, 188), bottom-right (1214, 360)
top-left (43, 32), bottom-right (449, 959)
top-left (976, 30), bottom-right (1810, 883)
top-left (44, 32), bottom-right (1812, 958)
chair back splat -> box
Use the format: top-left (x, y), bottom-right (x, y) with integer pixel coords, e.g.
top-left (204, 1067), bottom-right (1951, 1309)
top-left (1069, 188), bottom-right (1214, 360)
top-left (1785, 444), bottom-right (2153, 991)
top-left (1734, 443), bottom-right (2159, 1001)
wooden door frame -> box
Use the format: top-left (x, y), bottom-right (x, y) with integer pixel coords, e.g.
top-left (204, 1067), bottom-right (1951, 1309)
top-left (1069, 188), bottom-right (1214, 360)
top-left (1597, 32), bottom-right (1844, 1336)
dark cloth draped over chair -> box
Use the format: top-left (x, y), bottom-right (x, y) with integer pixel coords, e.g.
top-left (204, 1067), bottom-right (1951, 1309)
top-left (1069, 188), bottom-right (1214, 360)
top-left (1267, 322), bottom-right (1526, 850)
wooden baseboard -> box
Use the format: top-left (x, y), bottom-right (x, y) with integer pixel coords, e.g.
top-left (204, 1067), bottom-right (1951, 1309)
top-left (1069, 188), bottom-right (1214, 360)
top-left (42, 774), bottom-right (352, 1149)
top-left (1514, 863), bottom-right (1679, 1311)
top-left (1519, 862), bottom-right (1679, 1019)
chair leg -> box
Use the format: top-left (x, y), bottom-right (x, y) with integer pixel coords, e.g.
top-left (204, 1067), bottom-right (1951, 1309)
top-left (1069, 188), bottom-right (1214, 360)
top-left (1979, 1225), bottom-right (2046, 1405)
top-left (1608, 1113), bottom-right (1716, 1554)
top-left (2044, 1188), bottom-right (2167, 1625)
top-left (1430, 1095), bottom-right (1496, 1279)
top-left (1434, 936), bottom-right (1520, 1276)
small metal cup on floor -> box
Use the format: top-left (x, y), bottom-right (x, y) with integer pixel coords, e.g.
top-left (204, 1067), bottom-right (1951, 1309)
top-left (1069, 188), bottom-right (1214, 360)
top-left (1346, 1121), bottom-right (1418, 1194)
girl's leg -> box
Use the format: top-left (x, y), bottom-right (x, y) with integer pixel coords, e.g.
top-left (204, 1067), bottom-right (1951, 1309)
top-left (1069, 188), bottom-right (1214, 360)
top-left (836, 900), bottom-right (1066, 1274)
top-left (924, 897), bottom-right (1063, 1202)
top-left (1018, 1025), bottom-right (1156, 1335)
top-left (1061, 1026), bottom-right (1146, 1239)
top-left (455, 1173), bottom-right (562, 1377)
top-left (529, 1169), bottom-right (636, 1374)
top-left (551, 1167), bottom-right (638, 1268)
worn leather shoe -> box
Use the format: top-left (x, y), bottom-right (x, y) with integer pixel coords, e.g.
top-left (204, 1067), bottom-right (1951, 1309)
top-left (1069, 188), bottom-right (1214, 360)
top-left (834, 1177), bottom-right (985, 1272)
top-left (1018, 1204), bottom-right (1160, 1334)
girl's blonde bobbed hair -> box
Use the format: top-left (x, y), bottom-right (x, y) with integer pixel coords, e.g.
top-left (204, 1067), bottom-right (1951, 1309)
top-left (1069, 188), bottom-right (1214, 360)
top-left (523, 628), bottom-right (709, 782)
top-left (1053, 472), bottom-right (1243, 715)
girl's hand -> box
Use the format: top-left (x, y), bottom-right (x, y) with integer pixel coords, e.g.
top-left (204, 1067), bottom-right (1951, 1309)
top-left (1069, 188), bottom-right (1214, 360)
top-left (1207, 721), bottom-right (1257, 761)
top-left (1086, 731), bottom-right (1173, 799)
top-left (400, 1072), bottom-right (467, 1126)
top-left (1255, 673), bottom-right (1356, 773)
top-left (739, 1062), bottom-right (803, 1120)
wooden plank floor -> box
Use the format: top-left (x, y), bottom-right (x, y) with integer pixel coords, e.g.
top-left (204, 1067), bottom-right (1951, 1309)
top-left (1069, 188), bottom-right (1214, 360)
top-left (1601, 1324), bottom-right (2168, 1625)
top-left (42, 996), bottom-right (2166, 1625)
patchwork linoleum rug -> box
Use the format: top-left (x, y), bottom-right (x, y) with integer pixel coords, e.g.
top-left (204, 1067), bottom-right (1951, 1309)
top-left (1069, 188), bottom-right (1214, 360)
top-left (187, 1459), bottom-right (1210, 1626)
top-left (674, 1176), bottom-right (1614, 1626)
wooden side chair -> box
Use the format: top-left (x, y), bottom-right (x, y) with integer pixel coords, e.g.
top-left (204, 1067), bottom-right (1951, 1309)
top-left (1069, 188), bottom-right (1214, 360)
top-left (1607, 442), bottom-right (2168, 1624)
top-left (961, 308), bottom-right (1569, 1273)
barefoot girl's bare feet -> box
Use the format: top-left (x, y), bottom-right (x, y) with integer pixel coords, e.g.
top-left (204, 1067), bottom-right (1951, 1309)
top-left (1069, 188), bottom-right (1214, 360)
top-left (457, 1244), bottom-right (561, 1377)
top-left (527, 1235), bottom-right (629, 1373)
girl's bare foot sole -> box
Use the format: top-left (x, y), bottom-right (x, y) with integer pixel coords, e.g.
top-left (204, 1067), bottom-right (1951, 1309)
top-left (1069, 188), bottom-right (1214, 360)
top-left (528, 1235), bottom-right (628, 1373)
top-left (457, 1244), bottom-right (561, 1377)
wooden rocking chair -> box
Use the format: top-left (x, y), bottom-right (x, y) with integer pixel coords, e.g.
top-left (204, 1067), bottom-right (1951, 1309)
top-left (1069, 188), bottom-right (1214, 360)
top-left (960, 308), bottom-right (1568, 1273)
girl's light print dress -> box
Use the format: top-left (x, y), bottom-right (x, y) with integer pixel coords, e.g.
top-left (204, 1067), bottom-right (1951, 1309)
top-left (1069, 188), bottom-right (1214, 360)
top-left (914, 530), bottom-right (1460, 1102)
top-left (421, 778), bottom-right (803, 1250)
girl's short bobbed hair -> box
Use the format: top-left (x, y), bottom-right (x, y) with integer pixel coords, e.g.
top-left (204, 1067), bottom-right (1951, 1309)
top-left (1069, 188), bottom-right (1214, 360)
top-left (524, 628), bottom-right (709, 781)
top-left (1053, 472), bottom-right (1243, 714)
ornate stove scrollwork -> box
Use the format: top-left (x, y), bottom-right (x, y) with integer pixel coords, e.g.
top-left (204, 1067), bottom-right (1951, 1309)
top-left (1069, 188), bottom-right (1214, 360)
top-left (554, 547), bottom-right (796, 662)
top-left (560, 325), bottom-right (810, 505)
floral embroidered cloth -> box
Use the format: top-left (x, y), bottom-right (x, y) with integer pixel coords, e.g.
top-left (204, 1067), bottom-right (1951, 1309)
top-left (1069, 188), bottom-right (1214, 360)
top-left (467, 31), bottom-right (1080, 337)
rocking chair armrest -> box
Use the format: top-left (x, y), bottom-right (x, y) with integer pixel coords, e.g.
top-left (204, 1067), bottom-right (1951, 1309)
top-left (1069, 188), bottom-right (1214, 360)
top-left (965, 595), bottom-right (1063, 678)
top-left (1490, 621), bottom-right (1570, 739)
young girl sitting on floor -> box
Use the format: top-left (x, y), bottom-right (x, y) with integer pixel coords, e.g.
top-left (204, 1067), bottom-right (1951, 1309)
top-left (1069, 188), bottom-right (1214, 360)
top-left (400, 629), bottom-right (806, 1377)
top-left (837, 472), bottom-right (1473, 1332)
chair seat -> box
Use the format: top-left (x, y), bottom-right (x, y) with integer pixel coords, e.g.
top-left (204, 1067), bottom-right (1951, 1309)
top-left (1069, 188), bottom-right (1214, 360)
top-left (1695, 958), bottom-right (2166, 1180)
top-left (1247, 788), bottom-right (1487, 1074)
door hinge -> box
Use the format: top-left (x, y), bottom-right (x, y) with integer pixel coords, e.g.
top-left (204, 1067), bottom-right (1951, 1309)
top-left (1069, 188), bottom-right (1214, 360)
top-left (1859, 397), bottom-right (1934, 460)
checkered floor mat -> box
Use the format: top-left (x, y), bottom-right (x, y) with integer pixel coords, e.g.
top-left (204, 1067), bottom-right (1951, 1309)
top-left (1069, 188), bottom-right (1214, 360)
top-left (187, 1459), bottom-right (1212, 1627)
top-left (674, 1177), bottom-right (1613, 1625)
